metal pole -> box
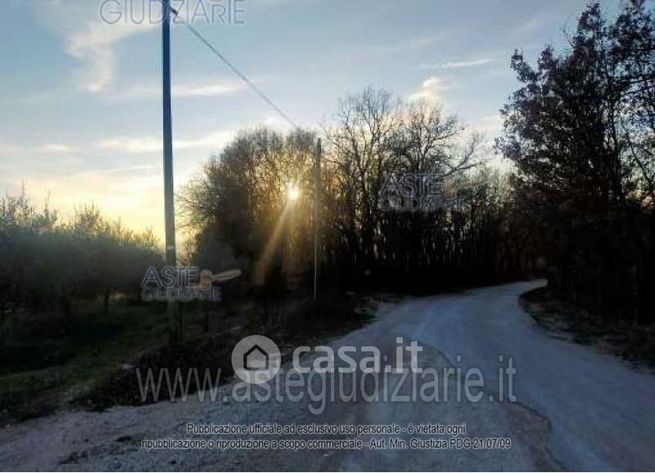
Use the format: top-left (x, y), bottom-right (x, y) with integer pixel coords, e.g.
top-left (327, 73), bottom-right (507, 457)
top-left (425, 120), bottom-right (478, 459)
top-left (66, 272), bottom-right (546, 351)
top-left (313, 138), bottom-right (322, 301)
top-left (162, 0), bottom-right (179, 339)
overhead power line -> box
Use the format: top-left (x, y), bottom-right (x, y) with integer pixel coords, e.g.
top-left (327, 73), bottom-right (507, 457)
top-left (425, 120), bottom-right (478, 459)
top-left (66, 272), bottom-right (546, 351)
top-left (159, 1), bottom-right (299, 129)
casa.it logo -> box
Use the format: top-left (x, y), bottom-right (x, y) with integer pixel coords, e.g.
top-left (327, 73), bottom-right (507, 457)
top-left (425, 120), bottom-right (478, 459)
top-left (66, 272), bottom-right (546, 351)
top-left (231, 335), bottom-right (281, 384)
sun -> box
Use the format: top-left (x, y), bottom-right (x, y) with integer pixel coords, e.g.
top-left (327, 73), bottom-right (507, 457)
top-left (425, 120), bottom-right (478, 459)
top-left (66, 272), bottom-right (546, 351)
top-left (287, 183), bottom-right (300, 202)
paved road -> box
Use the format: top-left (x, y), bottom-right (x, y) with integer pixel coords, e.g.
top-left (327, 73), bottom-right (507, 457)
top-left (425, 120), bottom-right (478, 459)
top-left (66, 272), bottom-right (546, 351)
top-left (1, 280), bottom-right (654, 471)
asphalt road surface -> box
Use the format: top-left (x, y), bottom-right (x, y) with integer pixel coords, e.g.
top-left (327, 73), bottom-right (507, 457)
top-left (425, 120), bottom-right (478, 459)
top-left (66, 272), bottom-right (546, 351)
top-left (1, 280), bottom-right (654, 471)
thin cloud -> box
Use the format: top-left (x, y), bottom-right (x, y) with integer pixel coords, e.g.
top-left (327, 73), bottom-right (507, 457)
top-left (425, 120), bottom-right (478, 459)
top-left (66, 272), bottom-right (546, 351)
top-left (96, 130), bottom-right (235, 154)
top-left (419, 58), bottom-right (495, 70)
top-left (409, 76), bottom-right (450, 104)
top-left (0, 141), bottom-right (77, 157)
top-left (112, 79), bottom-right (246, 102)
top-left (28, 0), bottom-right (156, 93)
top-left (96, 136), bottom-right (161, 154)
top-left (174, 82), bottom-right (245, 98)
top-left (38, 143), bottom-right (76, 154)
top-left (66, 16), bottom-right (155, 93)
top-left (362, 33), bottom-right (447, 57)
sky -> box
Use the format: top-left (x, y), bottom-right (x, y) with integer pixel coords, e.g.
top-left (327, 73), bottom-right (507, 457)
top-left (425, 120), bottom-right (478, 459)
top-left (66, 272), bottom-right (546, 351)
top-left (0, 0), bottom-right (623, 243)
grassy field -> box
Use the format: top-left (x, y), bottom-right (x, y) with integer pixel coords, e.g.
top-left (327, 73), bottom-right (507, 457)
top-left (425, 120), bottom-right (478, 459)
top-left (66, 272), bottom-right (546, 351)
top-left (0, 293), bottom-right (376, 425)
top-left (0, 300), bottom-right (176, 424)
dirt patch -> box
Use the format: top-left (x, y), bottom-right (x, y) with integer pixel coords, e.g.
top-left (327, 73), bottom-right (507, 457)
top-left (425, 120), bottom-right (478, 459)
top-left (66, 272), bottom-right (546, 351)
top-left (80, 334), bottom-right (238, 409)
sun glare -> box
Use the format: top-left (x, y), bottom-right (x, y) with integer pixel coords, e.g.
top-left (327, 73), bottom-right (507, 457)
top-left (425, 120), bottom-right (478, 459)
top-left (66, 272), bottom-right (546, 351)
top-left (287, 184), bottom-right (300, 202)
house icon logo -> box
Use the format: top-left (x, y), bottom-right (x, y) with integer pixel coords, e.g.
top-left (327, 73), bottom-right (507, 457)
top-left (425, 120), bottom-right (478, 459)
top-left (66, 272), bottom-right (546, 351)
top-left (244, 344), bottom-right (269, 371)
top-left (231, 335), bottom-right (281, 384)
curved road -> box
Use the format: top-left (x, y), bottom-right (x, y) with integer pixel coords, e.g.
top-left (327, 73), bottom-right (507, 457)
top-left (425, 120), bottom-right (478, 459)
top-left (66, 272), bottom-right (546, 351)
top-left (1, 280), bottom-right (654, 471)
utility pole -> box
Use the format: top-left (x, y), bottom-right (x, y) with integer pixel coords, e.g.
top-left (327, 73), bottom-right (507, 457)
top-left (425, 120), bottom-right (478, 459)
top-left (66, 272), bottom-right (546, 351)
top-left (162, 0), bottom-right (179, 339)
top-left (313, 138), bottom-right (322, 301)
top-left (162, 0), bottom-right (176, 267)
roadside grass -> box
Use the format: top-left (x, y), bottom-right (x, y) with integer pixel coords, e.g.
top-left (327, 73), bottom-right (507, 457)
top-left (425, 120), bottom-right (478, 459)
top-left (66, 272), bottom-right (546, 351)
top-left (83, 291), bottom-right (377, 409)
top-left (520, 286), bottom-right (655, 367)
top-left (0, 301), bottom-right (173, 425)
top-left (0, 292), bottom-right (378, 424)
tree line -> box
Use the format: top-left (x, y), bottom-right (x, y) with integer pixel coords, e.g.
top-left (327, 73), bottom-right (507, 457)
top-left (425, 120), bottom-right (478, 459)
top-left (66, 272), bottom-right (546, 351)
top-left (497, 0), bottom-right (655, 324)
top-left (181, 90), bottom-right (535, 296)
top-left (0, 194), bottom-right (159, 323)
